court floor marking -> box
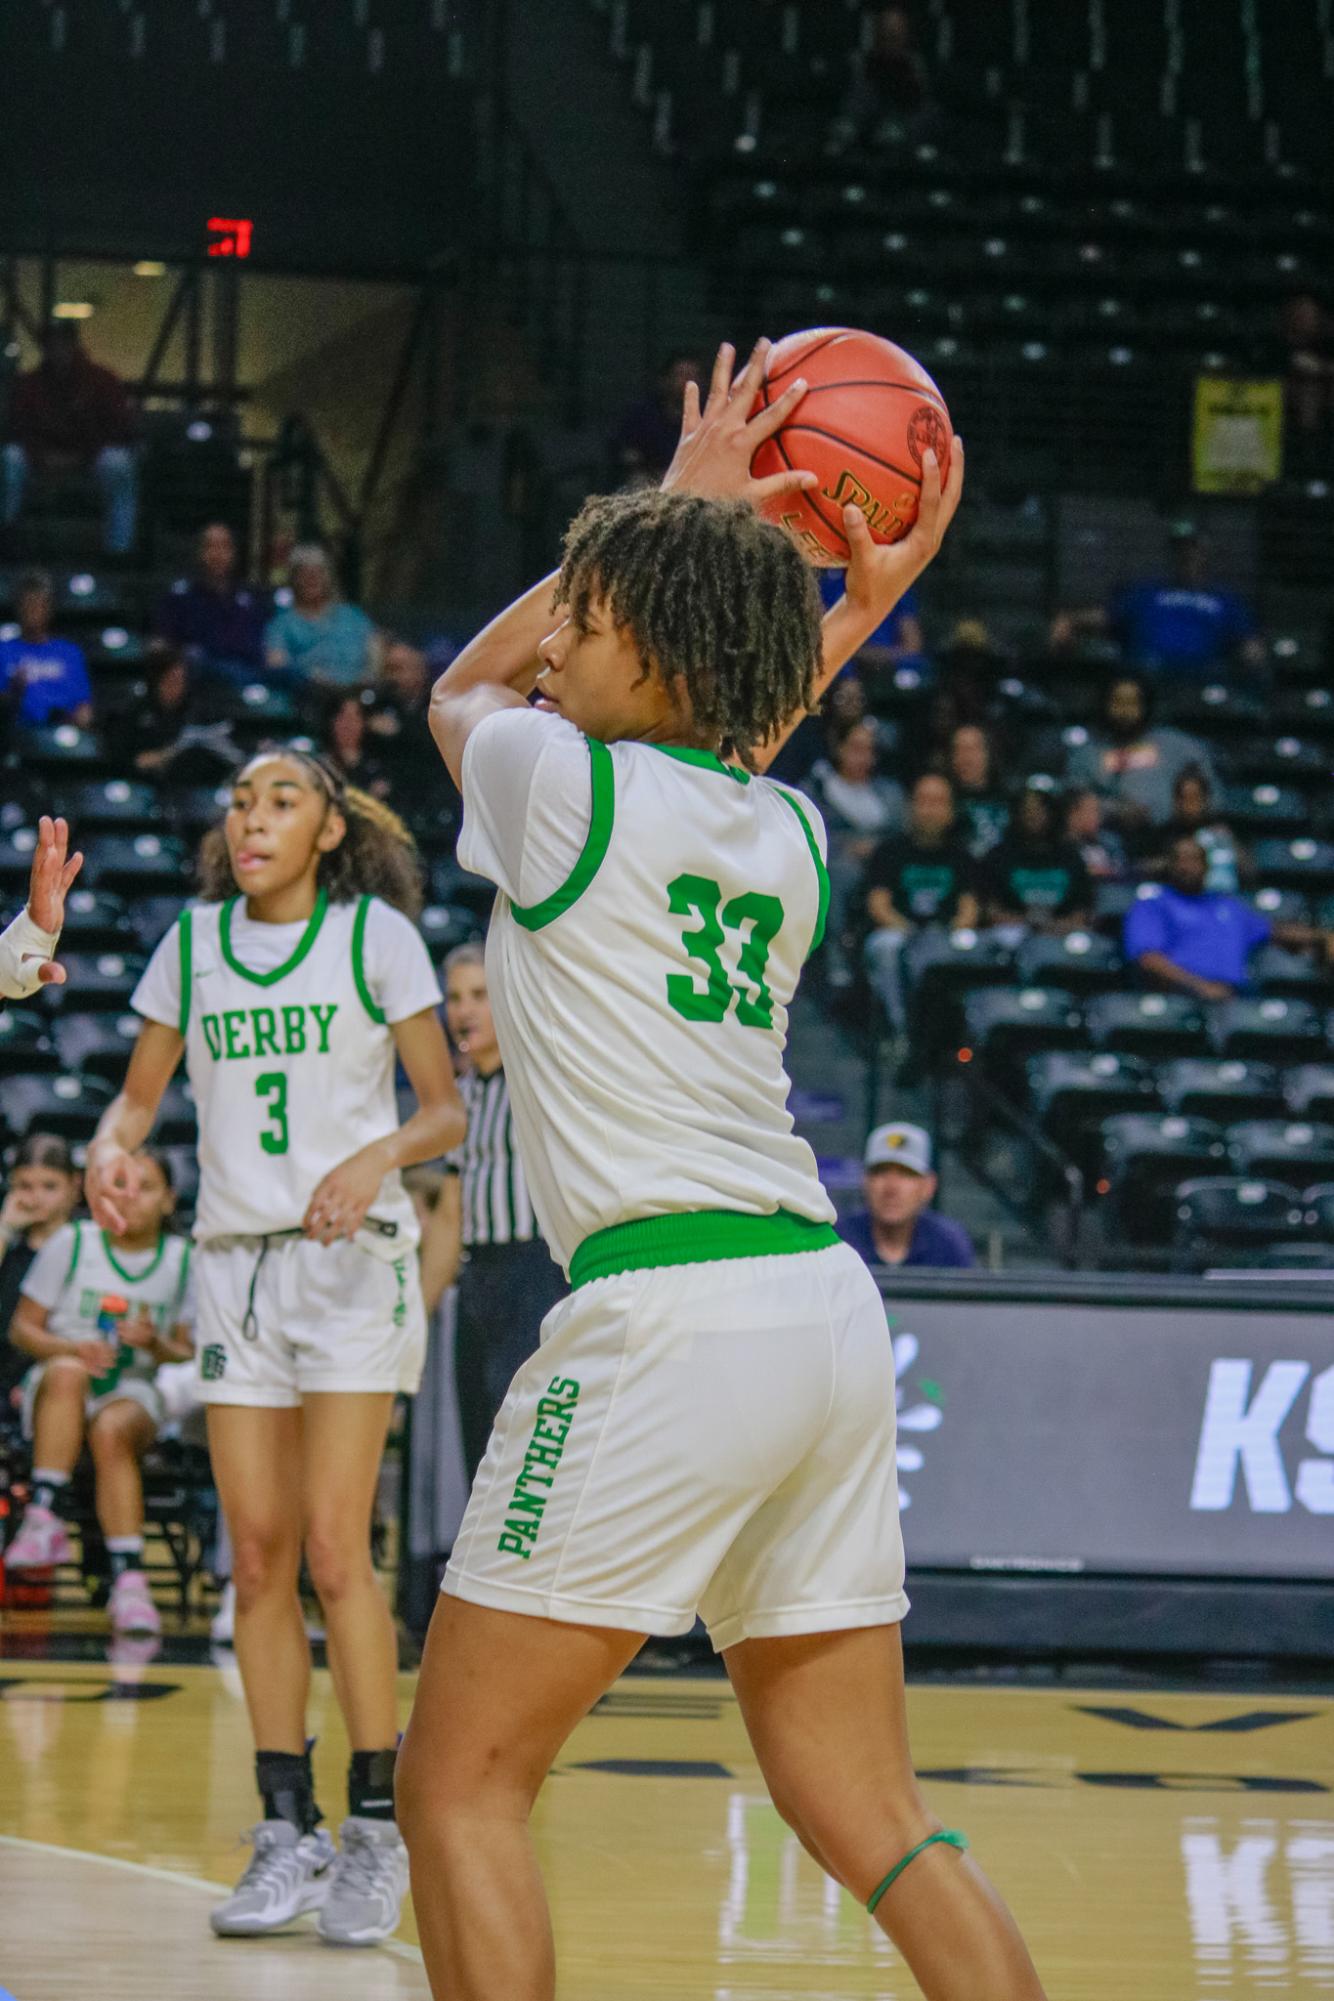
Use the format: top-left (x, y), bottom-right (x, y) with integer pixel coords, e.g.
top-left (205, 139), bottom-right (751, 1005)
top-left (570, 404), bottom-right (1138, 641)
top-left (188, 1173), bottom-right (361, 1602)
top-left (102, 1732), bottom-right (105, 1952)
top-left (0, 1834), bottom-right (426, 1967)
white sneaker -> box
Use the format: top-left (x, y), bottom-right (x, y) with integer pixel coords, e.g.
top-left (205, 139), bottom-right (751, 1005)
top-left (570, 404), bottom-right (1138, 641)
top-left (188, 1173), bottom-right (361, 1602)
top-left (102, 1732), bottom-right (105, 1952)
top-left (210, 1820), bottom-right (336, 1936)
top-left (317, 1817), bottom-right (409, 1946)
top-left (109, 1569), bottom-right (161, 1638)
top-left (210, 1580), bottom-right (236, 1646)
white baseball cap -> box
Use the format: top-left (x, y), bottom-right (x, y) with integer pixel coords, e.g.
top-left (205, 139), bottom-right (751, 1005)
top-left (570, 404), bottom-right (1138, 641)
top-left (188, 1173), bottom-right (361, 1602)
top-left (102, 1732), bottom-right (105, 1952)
top-left (864, 1123), bottom-right (933, 1176)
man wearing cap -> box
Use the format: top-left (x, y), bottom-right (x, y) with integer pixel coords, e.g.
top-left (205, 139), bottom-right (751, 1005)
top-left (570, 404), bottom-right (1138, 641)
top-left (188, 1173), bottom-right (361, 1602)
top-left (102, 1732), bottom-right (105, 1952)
top-left (1049, 522), bottom-right (1265, 682)
top-left (839, 1123), bottom-right (976, 1270)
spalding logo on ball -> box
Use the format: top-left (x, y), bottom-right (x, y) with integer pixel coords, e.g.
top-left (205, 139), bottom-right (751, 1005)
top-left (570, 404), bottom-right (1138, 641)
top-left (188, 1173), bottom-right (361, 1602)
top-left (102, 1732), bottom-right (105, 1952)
top-left (749, 327), bottom-right (953, 565)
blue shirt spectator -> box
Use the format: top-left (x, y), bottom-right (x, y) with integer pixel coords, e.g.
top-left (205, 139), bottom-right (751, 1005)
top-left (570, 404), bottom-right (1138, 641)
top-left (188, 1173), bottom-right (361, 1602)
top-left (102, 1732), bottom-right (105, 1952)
top-left (839, 1122), bottom-right (977, 1270)
top-left (0, 571), bottom-right (93, 728)
top-left (154, 521), bottom-right (268, 671)
top-left (1124, 837), bottom-right (1270, 996)
top-left (265, 544), bottom-right (377, 687)
top-left (1051, 525), bottom-right (1265, 681)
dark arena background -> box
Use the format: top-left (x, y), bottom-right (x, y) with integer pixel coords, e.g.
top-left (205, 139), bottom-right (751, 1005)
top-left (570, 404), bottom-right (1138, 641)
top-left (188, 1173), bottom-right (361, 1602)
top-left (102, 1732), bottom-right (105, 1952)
top-left (0, 3), bottom-right (1332, 1996)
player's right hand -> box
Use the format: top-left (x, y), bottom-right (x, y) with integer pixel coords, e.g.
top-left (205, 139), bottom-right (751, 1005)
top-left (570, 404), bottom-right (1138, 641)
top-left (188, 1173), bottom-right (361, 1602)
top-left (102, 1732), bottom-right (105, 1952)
top-left (75, 1339), bottom-right (119, 1374)
top-left (86, 1142), bottom-right (141, 1236)
top-left (841, 437), bottom-right (965, 619)
top-left (662, 338), bottom-right (818, 510)
top-left (25, 815), bottom-right (83, 984)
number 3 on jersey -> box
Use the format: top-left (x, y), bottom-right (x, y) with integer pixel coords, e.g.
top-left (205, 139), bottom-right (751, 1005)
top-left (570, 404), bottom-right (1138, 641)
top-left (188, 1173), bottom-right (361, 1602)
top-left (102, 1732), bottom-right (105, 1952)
top-left (255, 1071), bottom-right (290, 1155)
top-left (666, 873), bottom-right (784, 1029)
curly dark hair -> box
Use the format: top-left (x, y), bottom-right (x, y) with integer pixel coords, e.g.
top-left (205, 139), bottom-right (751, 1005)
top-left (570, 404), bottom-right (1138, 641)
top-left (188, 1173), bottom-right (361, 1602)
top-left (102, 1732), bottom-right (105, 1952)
top-left (196, 746), bottom-right (424, 918)
top-left (556, 488), bottom-right (824, 766)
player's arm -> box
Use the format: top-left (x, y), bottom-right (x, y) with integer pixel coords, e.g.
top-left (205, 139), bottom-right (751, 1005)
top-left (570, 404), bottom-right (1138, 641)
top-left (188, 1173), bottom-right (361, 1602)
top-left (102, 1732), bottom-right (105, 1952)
top-left (428, 339), bottom-right (815, 789)
top-left (303, 1007), bottom-right (465, 1246)
top-left (86, 1022), bottom-right (185, 1234)
top-left (418, 1173), bottom-right (463, 1314)
top-left (0, 815), bottom-right (84, 998)
top-left (751, 444), bottom-right (965, 774)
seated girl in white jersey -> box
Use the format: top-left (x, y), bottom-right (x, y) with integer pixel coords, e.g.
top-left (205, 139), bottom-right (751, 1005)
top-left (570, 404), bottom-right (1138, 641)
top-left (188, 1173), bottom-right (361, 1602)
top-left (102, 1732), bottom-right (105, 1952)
top-left (398, 343), bottom-right (1049, 2000)
top-left (84, 759), bottom-right (465, 1947)
top-left (5, 1145), bottom-right (192, 1639)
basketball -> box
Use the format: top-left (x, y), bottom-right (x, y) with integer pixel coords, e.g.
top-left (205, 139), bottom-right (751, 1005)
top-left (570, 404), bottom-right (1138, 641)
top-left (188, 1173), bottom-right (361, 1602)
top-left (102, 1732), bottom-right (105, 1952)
top-left (749, 326), bottom-right (953, 564)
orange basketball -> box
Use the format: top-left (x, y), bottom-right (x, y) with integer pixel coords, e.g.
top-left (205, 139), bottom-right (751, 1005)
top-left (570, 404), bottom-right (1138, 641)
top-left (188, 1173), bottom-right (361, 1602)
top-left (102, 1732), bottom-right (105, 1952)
top-left (750, 327), bottom-right (952, 565)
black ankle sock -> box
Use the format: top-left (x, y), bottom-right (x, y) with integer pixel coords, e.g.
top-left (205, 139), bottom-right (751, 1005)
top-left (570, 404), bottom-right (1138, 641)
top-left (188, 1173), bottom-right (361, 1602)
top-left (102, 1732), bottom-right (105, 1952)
top-left (256, 1749), bottom-right (322, 1834)
top-left (348, 1747), bottom-right (398, 1822)
top-left (31, 1475), bottom-right (69, 1514)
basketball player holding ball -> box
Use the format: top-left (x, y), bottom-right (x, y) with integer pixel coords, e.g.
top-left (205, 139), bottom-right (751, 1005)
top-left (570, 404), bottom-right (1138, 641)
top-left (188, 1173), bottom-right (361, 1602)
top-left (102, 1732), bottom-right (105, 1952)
top-left (398, 337), bottom-right (1048, 2000)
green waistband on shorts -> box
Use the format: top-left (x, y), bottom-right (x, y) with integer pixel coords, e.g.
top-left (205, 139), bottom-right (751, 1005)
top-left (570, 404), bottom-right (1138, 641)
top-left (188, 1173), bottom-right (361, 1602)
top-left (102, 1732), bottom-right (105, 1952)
top-left (569, 1208), bottom-right (840, 1289)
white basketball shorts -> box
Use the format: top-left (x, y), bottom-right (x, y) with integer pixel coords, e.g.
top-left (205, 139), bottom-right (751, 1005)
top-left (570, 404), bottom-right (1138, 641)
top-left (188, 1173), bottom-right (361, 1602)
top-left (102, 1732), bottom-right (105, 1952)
top-left (193, 1233), bottom-right (427, 1406)
top-left (443, 1240), bottom-right (908, 1650)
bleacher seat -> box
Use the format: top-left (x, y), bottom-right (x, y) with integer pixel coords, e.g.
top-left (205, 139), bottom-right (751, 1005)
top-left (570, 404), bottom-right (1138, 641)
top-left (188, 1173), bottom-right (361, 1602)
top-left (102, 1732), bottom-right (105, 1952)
top-left (1158, 1058), bottom-right (1287, 1125)
top-left (54, 1011), bottom-right (141, 1082)
top-left (1210, 996), bottom-right (1327, 1063)
top-left (417, 904), bottom-right (482, 960)
top-left (1220, 783), bottom-right (1311, 839)
top-left (906, 928), bottom-right (1015, 1054)
top-left (153, 1078), bottom-right (198, 1147)
top-left (1015, 929), bottom-right (1122, 996)
top-left (1251, 838), bottom-right (1334, 896)
top-left (39, 952), bottom-right (146, 1014)
top-left (82, 833), bottom-right (188, 900)
top-left (0, 1007), bottom-right (60, 1079)
top-left (128, 896), bottom-right (190, 957)
top-left (1285, 1064), bottom-right (1334, 1121)
top-left (57, 888), bottom-right (136, 954)
top-left (961, 987), bottom-right (1084, 1083)
top-left (0, 828), bottom-right (41, 898)
top-left (1100, 1112), bottom-right (1229, 1245)
top-left (1172, 1176), bottom-right (1311, 1268)
top-left (15, 725), bottom-right (109, 778)
top-left (1027, 1049), bottom-right (1159, 1178)
top-left (67, 779), bottom-right (162, 831)
top-left (1087, 991), bottom-right (1207, 1061)
top-left (0, 1072), bottom-right (114, 1145)
top-left (1229, 1119), bottom-right (1334, 1185)
top-left (1249, 943), bottom-right (1331, 1001)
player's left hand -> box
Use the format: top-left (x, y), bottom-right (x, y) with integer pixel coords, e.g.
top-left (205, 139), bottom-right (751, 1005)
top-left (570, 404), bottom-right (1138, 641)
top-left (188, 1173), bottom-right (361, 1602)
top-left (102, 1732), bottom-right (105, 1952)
top-left (303, 1147), bottom-right (386, 1246)
top-left (841, 438), bottom-right (965, 619)
top-left (121, 1308), bottom-right (159, 1352)
top-left (661, 337), bottom-right (818, 509)
top-left (25, 814), bottom-right (83, 986)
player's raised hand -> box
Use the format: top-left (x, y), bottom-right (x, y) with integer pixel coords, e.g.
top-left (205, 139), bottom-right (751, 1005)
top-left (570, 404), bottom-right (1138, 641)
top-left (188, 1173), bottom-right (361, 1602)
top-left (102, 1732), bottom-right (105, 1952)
top-left (662, 338), bottom-right (818, 509)
top-left (841, 437), bottom-right (965, 621)
top-left (25, 814), bottom-right (83, 986)
top-left (86, 1141), bottom-right (142, 1236)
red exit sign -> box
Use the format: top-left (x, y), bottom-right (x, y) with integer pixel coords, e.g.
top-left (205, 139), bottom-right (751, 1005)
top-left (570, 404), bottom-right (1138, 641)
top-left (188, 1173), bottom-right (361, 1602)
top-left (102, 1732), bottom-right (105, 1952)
top-left (207, 217), bottom-right (254, 258)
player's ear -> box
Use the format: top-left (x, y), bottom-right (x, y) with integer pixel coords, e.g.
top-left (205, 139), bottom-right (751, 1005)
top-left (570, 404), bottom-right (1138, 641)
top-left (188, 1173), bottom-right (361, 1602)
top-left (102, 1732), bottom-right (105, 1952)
top-left (315, 805), bottom-right (347, 855)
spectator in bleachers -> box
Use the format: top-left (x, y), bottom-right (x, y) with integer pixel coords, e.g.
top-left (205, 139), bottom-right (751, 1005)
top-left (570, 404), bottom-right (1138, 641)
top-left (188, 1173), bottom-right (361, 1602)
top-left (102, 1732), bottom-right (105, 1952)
top-left (1, 323), bottom-right (138, 556)
top-left (831, 6), bottom-right (935, 153)
top-left (321, 688), bottom-right (392, 801)
top-left (1279, 294), bottom-right (1333, 480)
top-left (981, 783), bottom-right (1093, 938)
top-left (803, 717), bottom-right (905, 988)
top-left (109, 645), bottom-right (229, 778)
top-left (0, 569), bottom-right (93, 730)
top-left (1065, 674), bottom-right (1218, 833)
top-left (153, 521), bottom-right (269, 681)
top-left (1049, 523), bottom-right (1265, 682)
top-left (263, 544), bottom-right (378, 687)
top-left (1137, 765), bottom-right (1244, 895)
top-left (612, 354), bottom-right (706, 487)
top-left (839, 1123), bottom-right (976, 1271)
top-left (1064, 786), bottom-right (1128, 881)
top-left (864, 771), bottom-right (979, 1035)
top-left (0, 1134), bottom-right (81, 1413)
top-left (945, 721), bottom-right (1009, 856)
top-left (371, 638), bottom-right (451, 798)
top-left (1125, 835), bottom-right (1324, 1001)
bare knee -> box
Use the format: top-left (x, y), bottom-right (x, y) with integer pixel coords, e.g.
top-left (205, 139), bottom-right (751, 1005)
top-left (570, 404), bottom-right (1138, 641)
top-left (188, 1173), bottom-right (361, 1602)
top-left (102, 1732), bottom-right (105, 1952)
top-left (40, 1356), bottom-right (89, 1401)
top-left (303, 1523), bottom-right (374, 1608)
top-left (231, 1526), bottom-right (299, 1612)
top-left (89, 1414), bottom-right (142, 1463)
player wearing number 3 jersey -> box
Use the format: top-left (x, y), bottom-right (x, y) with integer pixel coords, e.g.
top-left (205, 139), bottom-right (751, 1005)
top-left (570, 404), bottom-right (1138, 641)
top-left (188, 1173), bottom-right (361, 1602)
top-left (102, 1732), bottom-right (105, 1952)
top-left (398, 340), bottom-right (1047, 2000)
top-left (86, 756), bottom-right (464, 1947)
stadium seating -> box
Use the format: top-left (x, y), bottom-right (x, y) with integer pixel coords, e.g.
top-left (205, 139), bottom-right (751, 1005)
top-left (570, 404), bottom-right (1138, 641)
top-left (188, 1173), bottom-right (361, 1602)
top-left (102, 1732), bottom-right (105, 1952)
top-left (1100, 1111), bottom-right (1229, 1244)
top-left (1172, 1175), bottom-right (1312, 1268)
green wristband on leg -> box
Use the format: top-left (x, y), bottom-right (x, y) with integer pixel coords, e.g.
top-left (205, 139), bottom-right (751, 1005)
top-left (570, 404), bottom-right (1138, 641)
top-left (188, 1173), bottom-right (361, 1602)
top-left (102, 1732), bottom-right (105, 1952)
top-left (866, 1829), bottom-right (970, 1915)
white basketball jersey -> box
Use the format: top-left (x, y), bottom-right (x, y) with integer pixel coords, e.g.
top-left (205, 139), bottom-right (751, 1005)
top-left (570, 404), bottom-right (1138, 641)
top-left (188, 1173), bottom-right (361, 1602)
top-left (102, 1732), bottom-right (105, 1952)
top-left (461, 725), bottom-right (837, 1273)
top-left (138, 893), bottom-right (420, 1252)
top-left (24, 1219), bottom-right (192, 1390)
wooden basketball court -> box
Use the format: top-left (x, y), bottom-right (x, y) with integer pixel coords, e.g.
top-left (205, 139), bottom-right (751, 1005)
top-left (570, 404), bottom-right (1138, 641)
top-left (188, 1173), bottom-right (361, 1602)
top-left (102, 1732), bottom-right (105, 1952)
top-left (1, 1647), bottom-right (1331, 1998)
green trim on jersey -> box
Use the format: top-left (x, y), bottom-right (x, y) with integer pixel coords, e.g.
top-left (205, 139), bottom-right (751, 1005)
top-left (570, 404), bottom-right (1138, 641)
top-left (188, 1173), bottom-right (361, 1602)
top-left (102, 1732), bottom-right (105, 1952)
top-left (773, 786), bottom-right (830, 957)
top-left (510, 737), bottom-right (615, 932)
top-left (352, 895), bottom-right (386, 1023)
top-left (100, 1230), bottom-right (169, 1286)
top-left (219, 887), bottom-right (329, 986)
top-left (569, 1207), bottom-right (840, 1288)
top-left (648, 744), bottom-right (751, 786)
top-left (174, 1239), bottom-right (193, 1318)
top-left (64, 1219), bottom-right (83, 1288)
top-left (177, 908), bottom-right (193, 1035)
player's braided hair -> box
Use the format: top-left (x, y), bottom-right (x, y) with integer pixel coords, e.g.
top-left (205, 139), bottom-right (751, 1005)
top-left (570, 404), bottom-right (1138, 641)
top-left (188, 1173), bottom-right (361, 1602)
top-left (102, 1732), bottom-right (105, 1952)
top-left (556, 489), bottom-right (824, 766)
top-left (197, 746), bottom-right (424, 918)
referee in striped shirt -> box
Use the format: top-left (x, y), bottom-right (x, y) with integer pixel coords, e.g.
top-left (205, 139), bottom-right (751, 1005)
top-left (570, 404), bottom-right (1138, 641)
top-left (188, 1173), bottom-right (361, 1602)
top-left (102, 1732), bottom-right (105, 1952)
top-left (441, 942), bottom-right (566, 1484)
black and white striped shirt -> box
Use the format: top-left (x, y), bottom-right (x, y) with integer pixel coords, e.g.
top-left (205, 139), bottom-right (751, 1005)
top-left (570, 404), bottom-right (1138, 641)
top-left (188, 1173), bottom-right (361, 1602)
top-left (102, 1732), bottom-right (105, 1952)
top-left (449, 1067), bottom-right (537, 1247)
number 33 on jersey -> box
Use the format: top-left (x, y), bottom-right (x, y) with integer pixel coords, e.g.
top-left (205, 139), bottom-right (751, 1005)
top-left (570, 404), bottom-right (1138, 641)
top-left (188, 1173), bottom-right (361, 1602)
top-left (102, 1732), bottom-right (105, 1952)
top-left (457, 710), bottom-right (836, 1276)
